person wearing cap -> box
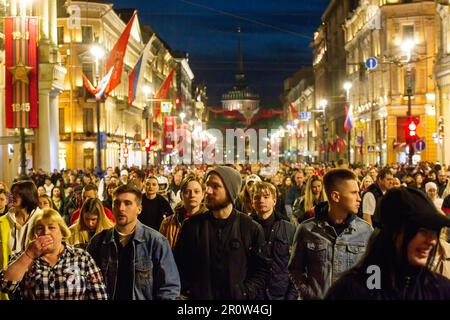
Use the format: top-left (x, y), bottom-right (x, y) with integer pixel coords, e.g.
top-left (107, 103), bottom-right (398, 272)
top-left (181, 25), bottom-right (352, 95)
top-left (235, 174), bottom-right (262, 215)
top-left (325, 187), bottom-right (450, 300)
top-left (119, 170), bottom-right (129, 186)
top-left (288, 169), bottom-right (373, 300)
top-left (174, 166), bottom-right (270, 300)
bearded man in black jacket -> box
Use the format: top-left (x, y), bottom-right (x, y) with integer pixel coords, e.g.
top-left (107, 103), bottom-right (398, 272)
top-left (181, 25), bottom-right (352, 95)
top-left (174, 166), bottom-right (270, 300)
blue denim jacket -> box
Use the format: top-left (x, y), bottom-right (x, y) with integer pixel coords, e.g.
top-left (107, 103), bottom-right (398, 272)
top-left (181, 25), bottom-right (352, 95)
top-left (87, 221), bottom-right (180, 300)
top-left (288, 202), bottom-right (373, 300)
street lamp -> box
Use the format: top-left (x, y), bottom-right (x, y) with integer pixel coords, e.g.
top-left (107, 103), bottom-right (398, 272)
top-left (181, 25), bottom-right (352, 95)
top-left (179, 112), bottom-right (186, 124)
top-left (343, 82), bottom-right (352, 162)
top-left (319, 99), bottom-right (328, 163)
top-left (90, 43), bottom-right (105, 176)
top-left (143, 85), bottom-right (152, 168)
top-left (402, 39), bottom-right (415, 165)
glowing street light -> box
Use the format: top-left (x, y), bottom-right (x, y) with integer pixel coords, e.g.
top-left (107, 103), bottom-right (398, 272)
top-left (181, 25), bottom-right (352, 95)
top-left (402, 39), bottom-right (415, 62)
top-left (179, 112), bottom-right (186, 124)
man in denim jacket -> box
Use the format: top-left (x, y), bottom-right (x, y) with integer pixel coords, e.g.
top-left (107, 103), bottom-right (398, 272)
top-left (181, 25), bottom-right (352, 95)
top-left (288, 169), bottom-right (373, 299)
top-left (87, 184), bottom-right (180, 300)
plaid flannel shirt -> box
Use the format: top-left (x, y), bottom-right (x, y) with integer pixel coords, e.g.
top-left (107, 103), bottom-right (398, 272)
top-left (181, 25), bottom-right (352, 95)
top-left (0, 244), bottom-right (108, 300)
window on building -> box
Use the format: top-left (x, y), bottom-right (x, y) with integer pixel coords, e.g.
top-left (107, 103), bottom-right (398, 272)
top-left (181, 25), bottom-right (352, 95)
top-left (83, 108), bottom-right (94, 133)
top-left (59, 108), bottom-right (65, 134)
top-left (402, 25), bottom-right (414, 42)
top-left (82, 26), bottom-right (93, 44)
top-left (57, 26), bottom-right (64, 45)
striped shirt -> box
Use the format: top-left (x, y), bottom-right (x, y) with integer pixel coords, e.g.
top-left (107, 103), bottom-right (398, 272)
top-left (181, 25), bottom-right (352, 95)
top-left (0, 245), bottom-right (108, 300)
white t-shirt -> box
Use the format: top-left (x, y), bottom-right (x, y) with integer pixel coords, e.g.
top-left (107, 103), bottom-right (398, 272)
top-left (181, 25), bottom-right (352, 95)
top-left (362, 192), bottom-right (376, 216)
top-left (7, 207), bottom-right (42, 255)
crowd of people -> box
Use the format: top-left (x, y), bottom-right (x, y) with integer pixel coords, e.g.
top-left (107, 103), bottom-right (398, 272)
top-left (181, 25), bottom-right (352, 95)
top-left (0, 159), bottom-right (450, 300)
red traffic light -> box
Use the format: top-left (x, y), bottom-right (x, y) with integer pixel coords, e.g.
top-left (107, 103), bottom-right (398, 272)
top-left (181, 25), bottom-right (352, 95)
top-left (405, 118), bottom-right (419, 144)
top-left (144, 138), bottom-right (151, 151)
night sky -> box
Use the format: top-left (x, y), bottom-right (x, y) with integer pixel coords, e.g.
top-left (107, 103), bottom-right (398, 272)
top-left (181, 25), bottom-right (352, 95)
top-left (112, 0), bottom-right (329, 108)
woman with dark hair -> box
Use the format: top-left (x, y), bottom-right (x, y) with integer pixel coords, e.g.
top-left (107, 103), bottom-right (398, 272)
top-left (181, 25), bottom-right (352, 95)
top-left (102, 182), bottom-right (117, 212)
top-left (50, 186), bottom-right (65, 215)
top-left (0, 180), bottom-right (42, 300)
top-left (325, 187), bottom-right (450, 300)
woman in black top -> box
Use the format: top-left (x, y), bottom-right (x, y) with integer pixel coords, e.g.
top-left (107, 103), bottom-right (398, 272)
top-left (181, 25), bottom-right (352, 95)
top-left (325, 187), bottom-right (450, 300)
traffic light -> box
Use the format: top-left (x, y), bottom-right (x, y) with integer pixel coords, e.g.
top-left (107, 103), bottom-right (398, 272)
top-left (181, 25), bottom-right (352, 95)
top-left (144, 138), bottom-right (151, 151)
top-left (405, 118), bottom-right (419, 144)
top-left (123, 147), bottom-right (129, 158)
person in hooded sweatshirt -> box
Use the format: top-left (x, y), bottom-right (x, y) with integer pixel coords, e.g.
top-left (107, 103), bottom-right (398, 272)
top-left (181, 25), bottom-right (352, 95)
top-left (325, 187), bottom-right (450, 300)
top-left (288, 169), bottom-right (373, 300)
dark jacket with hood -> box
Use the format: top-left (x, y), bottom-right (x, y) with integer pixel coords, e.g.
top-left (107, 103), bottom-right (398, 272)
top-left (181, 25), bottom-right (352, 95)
top-left (252, 211), bottom-right (298, 300)
top-left (173, 209), bottom-right (270, 300)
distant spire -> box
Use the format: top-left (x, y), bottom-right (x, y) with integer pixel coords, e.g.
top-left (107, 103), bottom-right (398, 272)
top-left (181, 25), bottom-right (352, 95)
top-left (235, 26), bottom-right (246, 89)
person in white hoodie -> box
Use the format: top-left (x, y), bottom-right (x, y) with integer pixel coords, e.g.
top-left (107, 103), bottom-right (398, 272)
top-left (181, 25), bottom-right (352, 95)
top-left (0, 180), bottom-right (41, 300)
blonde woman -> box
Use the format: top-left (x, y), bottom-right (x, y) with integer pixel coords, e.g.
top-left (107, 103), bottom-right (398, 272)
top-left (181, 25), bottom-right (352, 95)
top-left (160, 175), bottom-right (207, 247)
top-left (359, 175), bottom-right (374, 194)
top-left (0, 208), bottom-right (108, 300)
top-left (293, 175), bottom-right (327, 224)
top-left (68, 198), bottom-right (114, 249)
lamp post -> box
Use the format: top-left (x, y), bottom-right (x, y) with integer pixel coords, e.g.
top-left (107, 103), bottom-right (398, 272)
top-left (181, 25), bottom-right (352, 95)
top-left (402, 39), bottom-right (415, 165)
top-left (90, 43), bottom-right (105, 176)
top-left (344, 82), bottom-right (352, 162)
top-left (143, 85), bottom-right (152, 168)
top-left (319, 99), bottom-right (328, 163)
top-left (179, 112), bottom-right (186, 124)
top-left (294, 118), bottom-right (300, 162)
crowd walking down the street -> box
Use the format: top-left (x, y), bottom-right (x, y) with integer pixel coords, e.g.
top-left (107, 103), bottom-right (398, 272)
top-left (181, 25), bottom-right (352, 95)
top-left (1, 160), bottom-right (450, 300)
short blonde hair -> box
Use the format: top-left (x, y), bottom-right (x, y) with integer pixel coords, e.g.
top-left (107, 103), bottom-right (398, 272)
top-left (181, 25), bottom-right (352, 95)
top-left (31, 208), bottom-right (71, 240)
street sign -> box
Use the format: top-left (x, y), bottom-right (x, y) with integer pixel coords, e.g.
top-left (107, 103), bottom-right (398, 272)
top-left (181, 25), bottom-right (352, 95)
top-left (365, 57), bottom-right (378, 70)
top-left (367, 145), bottom-right (375, 153)
top-left (415, 140), bottom-right (426, 151)
top-left (161, 101), bottom-right (173, 113)
top-left (299, 112), bottom-right (311, 120)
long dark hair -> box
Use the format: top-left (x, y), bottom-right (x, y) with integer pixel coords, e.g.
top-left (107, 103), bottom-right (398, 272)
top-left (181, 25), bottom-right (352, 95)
top-left (353, 222), bottom-right (438, 292)
top-left (11, 180), bottom-right (39, 213)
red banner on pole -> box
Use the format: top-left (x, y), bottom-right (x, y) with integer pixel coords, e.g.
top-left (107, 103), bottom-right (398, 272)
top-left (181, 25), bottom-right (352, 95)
top-left (5, 16), bottom-right (39, 128)
top-left (163, 116), bottom-right (176, 153)
top-left (105, 13), bottom-right (136, 96)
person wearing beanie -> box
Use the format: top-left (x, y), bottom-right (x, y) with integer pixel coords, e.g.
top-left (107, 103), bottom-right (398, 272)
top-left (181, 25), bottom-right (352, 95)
top-left (174, 166), bottom-right (270, 300)
top-left (325, 187), bottom-right (450, 300)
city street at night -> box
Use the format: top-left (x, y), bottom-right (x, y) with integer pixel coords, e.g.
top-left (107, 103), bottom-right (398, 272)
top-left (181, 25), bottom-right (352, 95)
top-left (1, 0), bottom-right (450, 305)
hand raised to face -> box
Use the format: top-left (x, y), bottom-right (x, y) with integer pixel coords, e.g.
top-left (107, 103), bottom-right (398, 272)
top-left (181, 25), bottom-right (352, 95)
top-left (25, 235), bottom-right (54, 259)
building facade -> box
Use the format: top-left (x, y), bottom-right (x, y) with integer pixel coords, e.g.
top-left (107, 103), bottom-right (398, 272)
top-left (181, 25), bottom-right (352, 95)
top-left (0, 0), bottom-right (66, 184)
top-left (57, 0), bottom-right (181, 171)
top-left (311, 0), bottom-right (359, 163)
top-left (343, 0), bottom-right (437, 165)
top-left (283, 67), bottom-right (316, 162)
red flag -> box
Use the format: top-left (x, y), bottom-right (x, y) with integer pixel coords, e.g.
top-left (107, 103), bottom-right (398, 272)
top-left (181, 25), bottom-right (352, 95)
top-left (154, 68), bottom-right (176, 118)
top-left (83, 73), bottom-right (97, 95)
top-left (288, 101), bottom-right (298, 119)
top-left (105, 13), bottom-right (136, 96)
